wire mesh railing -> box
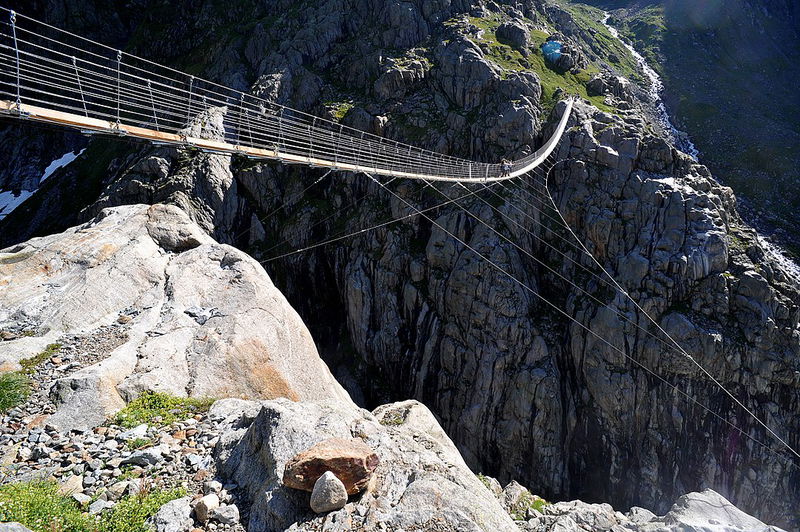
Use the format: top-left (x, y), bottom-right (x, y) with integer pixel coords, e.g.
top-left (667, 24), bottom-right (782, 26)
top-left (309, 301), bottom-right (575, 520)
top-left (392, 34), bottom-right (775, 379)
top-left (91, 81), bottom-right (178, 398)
top-left (0, 6), bottom-right (573, 182)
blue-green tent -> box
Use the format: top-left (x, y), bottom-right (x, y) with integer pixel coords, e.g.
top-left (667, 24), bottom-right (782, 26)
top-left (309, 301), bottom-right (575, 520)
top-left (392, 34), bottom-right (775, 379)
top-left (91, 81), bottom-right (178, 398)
top-left (541, 41), bottom-right (562, 63)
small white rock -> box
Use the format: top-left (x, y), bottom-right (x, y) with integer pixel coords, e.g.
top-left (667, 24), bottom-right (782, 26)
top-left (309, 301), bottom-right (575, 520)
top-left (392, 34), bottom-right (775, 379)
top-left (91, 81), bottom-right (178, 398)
top-left (193, 493), bottom-right (220, 523)
top-left (72, 493), bottom-right (91, 506)
top-left (203, 480), bottom-right (223, 494)
top-left (118, 424), bottom-right (149, 441)
top-left (209, 504), bottom-right (239, 525)
top-left (88, 499), bottom-right (115, 515)
top-left (310, 471), bottom-right (348, 514)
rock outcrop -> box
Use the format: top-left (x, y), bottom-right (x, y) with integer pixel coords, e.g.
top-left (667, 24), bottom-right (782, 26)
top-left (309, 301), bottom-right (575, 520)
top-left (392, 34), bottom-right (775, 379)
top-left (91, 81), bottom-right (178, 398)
top-left (212, 398), bottom-right (519, 531)
top-left (0, 204), bottom-right (351, 431)
top-left (515, 488), bottom-right (786, 532)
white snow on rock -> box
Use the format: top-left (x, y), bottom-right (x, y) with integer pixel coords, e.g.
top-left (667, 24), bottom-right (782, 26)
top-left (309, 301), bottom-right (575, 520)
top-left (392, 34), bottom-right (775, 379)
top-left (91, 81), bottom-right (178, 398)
top-left (40, 148), bottom-right (85, 184)
top-left (0, 148), bottom-right (85, 221)
top-left (0, 189), bottom-right (33, 221)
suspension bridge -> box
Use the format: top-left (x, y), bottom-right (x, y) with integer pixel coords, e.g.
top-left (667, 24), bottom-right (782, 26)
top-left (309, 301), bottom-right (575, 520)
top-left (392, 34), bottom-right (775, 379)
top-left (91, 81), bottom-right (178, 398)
top-left (0, 6), bottom-right (798, 495)
top-left (0, 7), bottom-right (571, 182)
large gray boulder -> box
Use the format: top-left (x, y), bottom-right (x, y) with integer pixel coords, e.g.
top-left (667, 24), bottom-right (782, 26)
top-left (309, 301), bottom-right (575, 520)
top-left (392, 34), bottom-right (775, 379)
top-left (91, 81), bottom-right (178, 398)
top-left (149, 496), bottom-right (193, 532)
top-left (496, 21), bottom-right (531, 53)
top-left (212, 398), bottom-right (519, 532)
top-left (0, 204), bottom-right (352, 431)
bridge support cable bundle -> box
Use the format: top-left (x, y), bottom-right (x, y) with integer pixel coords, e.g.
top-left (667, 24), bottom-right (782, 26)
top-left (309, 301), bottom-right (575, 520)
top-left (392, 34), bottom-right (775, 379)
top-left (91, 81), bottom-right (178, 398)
top-left (0, 5), bottom-right (571, 182)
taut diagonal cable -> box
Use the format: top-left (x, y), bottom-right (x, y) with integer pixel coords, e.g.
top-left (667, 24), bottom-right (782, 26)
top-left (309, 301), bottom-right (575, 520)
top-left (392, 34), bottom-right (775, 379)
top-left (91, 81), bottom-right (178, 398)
top-left (364, 170), bottom-right (800, 470)
top-left (541, 160), bottom-right (800, 460)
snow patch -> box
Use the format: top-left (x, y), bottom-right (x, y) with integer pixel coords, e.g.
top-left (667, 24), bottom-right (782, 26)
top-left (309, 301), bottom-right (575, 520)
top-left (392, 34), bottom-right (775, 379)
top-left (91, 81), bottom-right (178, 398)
top-left (40, 148), bottom-right (85, 184)
top-left (0, 190), bottom-right (33, 220)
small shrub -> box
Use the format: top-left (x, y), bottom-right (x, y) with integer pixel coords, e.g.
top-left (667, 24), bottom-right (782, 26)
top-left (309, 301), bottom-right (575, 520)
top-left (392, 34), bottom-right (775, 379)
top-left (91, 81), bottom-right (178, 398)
top-left (19, 343), bottom-right (61, 374)
top-left (0, 480), bottom-right (186, 532)
top-left (125, 437), bottom-right (152, 451)
top-left (113, 390), bottom-right (214, 428)
top-left (510, 491), bottom-right (550, 520)
top-left (0, 479), bottom-right (95, 531)
top-left (116, 465), bottom-right (143, 482)
top-left (0, 372), bottom-right (31, 413)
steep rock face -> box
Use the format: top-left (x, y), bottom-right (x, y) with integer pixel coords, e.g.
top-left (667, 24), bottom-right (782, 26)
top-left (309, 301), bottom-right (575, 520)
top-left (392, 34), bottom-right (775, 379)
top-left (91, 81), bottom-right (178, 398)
top-left (546, 100), bottom-right (800, 520)
top-left (234, 101), bottom-right (800, 526)
top-left (211, 397), bottom-right (519, 531)
top-left (0, 204), bottom-right (351, 431)
top-left (0, 0), bottom-right (798, 528)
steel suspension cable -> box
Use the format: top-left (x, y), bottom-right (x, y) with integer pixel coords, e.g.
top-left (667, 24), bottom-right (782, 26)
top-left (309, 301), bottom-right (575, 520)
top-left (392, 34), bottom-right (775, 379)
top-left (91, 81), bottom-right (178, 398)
top-left (262, 181), bottom-right (501, 263)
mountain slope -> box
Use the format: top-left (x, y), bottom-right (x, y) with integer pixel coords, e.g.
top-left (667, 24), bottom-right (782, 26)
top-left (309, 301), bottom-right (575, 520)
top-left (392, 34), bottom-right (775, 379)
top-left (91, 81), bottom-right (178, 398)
top-left (602, 0), bottom-right (800, 253)
top-left (0, 0), bottom-right (798, 528)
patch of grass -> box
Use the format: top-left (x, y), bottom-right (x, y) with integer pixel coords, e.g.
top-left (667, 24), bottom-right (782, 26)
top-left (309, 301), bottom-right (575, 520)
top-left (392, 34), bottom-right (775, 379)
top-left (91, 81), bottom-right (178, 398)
top-left (116, 465), bottom-right (143, 482)
top-left (477, 473), bottom-right (494, 491)
top-left (562, 2), bottom-right (643, 82)
top-left (113, 390), bottom-right (215, 428)
top-left (99, 486), bottom-right (186, 532)
top-left (0, 480), bottom-right (95, 531)
top-left (608, 4), bottom-right (666, 75)
top-left (0, 372), bottom-right (31, 414)
top-left (379, 411), bottom-right (406, 426)
top-left (323, 100), bottom-right (354, 121)
top-left (19, 343), bottom-right (61, 374)
top-left (125, 437), bottom-right (152, 451)
top-left (509, 490), bottom-right (550, 520)
top-left (0, 479), bottom-right (186, 532)
top-left (458, 13), bottom-right (617, 114)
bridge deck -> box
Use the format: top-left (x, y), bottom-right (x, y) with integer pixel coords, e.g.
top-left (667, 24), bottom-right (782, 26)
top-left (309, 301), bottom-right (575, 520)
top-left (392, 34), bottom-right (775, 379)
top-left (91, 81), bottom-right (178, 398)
top-left (0, 99), bottom-right (573, 183)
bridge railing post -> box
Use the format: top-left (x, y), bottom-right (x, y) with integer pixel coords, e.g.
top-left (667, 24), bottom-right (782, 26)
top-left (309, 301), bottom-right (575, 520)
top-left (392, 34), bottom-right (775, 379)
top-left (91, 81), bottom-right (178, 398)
top-left (278, 108), bottom-right (284, 158)
top-left (309, 117), bottom-right (316, 160)
top-left (235, 93), bottom-right (245, 148)
top-left (115, 50), bottom-right (122, 128)
top-left (394, 141), bottom-right (400, 176)
top-left (356, 131), bottom-right (364, 169)
top-left (147, 80), bottom-right (159, 131)
top-left (72, 56), bottom-right (88, 117)
top-left (9, 10), bottom-right (21, 111)
top-left (333, 126), bottom-right (340, 167)
top-left (187, 75), bottom-right (195, 125)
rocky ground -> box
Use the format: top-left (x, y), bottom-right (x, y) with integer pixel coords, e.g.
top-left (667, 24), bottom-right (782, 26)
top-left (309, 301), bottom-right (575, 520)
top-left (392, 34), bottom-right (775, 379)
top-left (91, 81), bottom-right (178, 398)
top-left (0, 325), bottom-right (245, 531)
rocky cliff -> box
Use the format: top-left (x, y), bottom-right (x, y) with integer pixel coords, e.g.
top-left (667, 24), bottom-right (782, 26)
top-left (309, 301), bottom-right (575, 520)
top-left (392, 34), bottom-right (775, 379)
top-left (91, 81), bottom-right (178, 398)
top-left (601, 0), bottom-right (800, 254)
top-left (0, 0), bottom-right (798, 528)
top-left (0, 206), bottom-right (788, 530)
top-left (0, 203), bottom-right (351, 432)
